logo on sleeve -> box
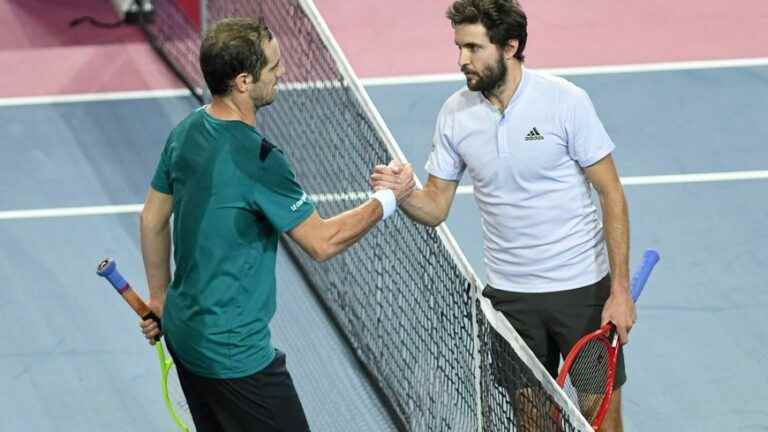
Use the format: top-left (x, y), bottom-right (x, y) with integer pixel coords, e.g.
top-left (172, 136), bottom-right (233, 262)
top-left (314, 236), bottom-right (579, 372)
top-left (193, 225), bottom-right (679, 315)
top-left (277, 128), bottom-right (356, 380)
top-left (290, 192), bottom-right (310, 212)
top-left (524, 127), bottom-right (544, 141)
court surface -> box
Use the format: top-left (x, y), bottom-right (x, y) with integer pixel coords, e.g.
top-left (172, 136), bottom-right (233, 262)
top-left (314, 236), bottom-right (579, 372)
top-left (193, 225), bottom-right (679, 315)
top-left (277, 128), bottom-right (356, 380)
top-left (1, 1), bottom-right (767, 431)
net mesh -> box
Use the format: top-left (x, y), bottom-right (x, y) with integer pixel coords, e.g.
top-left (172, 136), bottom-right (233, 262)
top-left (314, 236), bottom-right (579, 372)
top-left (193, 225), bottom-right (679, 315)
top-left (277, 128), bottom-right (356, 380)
top-left (138, 1), bottom-right (591, 430)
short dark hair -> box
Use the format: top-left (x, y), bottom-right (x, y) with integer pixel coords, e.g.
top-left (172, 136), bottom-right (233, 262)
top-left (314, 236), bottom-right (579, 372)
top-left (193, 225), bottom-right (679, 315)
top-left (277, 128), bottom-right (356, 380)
top-left (199, 17), bottom-right (273, 96)
top-left (446, 0), bottom-right (528, 61)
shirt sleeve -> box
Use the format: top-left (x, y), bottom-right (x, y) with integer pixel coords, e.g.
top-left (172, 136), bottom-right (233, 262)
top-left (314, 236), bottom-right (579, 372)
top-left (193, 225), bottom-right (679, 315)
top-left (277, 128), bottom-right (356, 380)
top-left (150, 134), bottom-right (174, 194)
top-left (565, 88), bottom-right (615, 168)
top-left (250, 141), bottom-right (315, 233)
top-left (425, 102), bottom-right (465, 181)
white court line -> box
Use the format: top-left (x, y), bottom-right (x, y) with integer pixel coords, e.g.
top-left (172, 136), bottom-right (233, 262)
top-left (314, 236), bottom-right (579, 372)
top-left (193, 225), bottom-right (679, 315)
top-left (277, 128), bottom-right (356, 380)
top-left (361, 57), bottom-right (768, 86)
top-left (452, 170), bottom-right (768, 194)
top-left (1, 170), bottom-right (766, 221)
top-left (619, 170), bottom-right (768, 185)
top-left (2, 57), bottom-right (767, 107)
top-left (0, 192), bottom-right (369, 221)
top-left (0, 204), bottom-right (144, 220)
top-left (0, 89), bottom-right (193, 107)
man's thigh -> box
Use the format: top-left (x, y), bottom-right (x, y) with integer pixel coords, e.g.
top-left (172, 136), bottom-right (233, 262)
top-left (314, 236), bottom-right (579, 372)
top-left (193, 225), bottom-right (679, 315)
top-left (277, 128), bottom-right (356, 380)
top-left (543, 275), bottom-right (626, 389)
top-left (482, 285), bottom-right (560, 377)
top-left (171, 347), bottom-right (311, 432)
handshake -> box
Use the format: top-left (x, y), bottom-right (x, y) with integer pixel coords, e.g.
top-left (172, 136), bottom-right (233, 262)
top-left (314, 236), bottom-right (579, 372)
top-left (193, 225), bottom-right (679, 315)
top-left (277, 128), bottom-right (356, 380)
top-left (370, 160), bottom-right (417, 204)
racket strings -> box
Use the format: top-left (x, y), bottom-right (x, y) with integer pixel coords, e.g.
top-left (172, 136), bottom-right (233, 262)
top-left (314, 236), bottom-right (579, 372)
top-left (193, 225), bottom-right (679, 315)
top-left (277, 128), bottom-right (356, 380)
top-left (563, 336), bottom-right (612, 422)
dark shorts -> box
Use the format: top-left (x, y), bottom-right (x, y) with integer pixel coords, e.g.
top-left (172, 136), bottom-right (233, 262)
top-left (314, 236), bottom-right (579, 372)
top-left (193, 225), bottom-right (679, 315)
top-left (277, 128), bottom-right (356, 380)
top-left (167, 344), bottom-right (311, 432)
top-left (482, 275), bottom-right (626, 389)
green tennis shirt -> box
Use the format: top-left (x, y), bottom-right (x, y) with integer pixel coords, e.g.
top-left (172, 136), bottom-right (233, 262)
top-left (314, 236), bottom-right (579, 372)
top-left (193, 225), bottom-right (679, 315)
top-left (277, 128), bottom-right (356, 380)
top-left (151, 107), bottom-right (315, 379)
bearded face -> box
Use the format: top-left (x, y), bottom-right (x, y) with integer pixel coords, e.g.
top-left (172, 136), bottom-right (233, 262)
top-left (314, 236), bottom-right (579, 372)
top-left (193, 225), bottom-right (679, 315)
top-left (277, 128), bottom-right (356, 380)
top-left (462, 50), bottom-right (507, 94)
top-left (249, 37), bottom-right (283, 109)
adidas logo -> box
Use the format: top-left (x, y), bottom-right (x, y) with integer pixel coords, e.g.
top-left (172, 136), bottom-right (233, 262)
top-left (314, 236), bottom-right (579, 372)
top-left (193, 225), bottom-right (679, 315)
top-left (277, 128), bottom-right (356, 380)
top-left (525, 127), bottom-right (544, 141)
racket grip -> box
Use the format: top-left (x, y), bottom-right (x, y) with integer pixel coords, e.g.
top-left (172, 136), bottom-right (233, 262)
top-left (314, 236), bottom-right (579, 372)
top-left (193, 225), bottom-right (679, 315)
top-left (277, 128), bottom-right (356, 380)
top-left (630, 249), bottom-right (660, 302)
top-left (96, 258), bottom-right (160, 327)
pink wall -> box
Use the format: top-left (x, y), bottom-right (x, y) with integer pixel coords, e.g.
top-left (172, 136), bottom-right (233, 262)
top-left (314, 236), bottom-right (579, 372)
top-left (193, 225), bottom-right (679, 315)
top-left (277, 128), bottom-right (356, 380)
top-left (314, 0), bottom-right (768, 77)
top-left (2, 0), bottom-right (765, 98)
top-left (0, 0), bottom-right (145, 49)
top-left (0, 0), bottom-right (182, 97)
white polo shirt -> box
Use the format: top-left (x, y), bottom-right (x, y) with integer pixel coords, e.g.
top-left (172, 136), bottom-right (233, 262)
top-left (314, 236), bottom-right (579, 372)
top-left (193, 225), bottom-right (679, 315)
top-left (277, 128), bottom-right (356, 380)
top-left (426, 68), bottom-right (612, 293)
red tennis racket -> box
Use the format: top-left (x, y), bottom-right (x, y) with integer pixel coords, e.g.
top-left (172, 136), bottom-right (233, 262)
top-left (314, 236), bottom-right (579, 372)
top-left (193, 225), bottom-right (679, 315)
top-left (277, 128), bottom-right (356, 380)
top-left (556, 249), bottom-right (659, 430)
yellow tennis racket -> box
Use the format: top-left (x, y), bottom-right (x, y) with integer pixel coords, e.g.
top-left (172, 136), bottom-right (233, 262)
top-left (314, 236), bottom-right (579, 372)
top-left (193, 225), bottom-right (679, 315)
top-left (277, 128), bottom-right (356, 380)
top-left (97, 258), bottom-right (195, 432)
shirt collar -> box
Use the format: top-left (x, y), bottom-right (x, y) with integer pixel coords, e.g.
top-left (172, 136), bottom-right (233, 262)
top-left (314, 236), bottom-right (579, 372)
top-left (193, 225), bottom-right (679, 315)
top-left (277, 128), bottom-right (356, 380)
top-left (477, 66), bottom-right (530, 114)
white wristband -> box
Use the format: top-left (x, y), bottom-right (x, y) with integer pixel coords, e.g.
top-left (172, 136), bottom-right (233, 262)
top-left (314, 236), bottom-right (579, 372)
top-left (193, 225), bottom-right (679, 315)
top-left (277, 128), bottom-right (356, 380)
top-left (372, 189), bottom-right (397, 220)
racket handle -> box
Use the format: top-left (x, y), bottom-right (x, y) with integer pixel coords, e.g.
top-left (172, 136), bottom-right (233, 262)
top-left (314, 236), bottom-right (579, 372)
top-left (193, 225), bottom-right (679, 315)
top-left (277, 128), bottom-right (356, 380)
top-left (96, 258), bottom-right (161, 327)
top-left (630, 249), bottom-right (660, 302)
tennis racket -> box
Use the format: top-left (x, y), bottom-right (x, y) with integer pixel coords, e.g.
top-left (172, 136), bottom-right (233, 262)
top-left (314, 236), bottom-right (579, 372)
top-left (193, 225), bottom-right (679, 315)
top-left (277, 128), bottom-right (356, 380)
top-left (97, 258), bottom-right (195, 432)
top-left (556, 249), bottom-right (660, 430)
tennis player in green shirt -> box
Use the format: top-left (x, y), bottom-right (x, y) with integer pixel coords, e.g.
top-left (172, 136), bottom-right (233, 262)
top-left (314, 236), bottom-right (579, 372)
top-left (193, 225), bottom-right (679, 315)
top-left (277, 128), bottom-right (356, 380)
top-left (139, 17), bottom-right (414, 431)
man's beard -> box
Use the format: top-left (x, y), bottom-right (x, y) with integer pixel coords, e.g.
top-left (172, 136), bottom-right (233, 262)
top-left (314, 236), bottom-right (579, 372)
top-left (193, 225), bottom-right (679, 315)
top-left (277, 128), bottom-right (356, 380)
top-left (254, 97), bottom-right (274, 109)
top-left (250, 86), bottom-right (276, 110)
top-left (464, 56), bottom-right (507, 95)
top-left (252, 94), bottom-right (274, 109)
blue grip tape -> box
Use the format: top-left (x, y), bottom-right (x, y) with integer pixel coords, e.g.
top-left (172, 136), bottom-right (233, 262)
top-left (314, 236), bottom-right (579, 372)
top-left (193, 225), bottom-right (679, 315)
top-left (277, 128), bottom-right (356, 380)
top-left (630, 249), bottom-right (660, 302)
top-left (96, 258), bottom-right (129, 293)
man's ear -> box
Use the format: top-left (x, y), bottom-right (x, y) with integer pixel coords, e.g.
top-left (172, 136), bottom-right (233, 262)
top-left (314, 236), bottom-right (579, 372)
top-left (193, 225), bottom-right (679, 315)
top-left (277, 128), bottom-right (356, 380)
top-left (232, 73), bottom-right (251, 93)
top-left (504, 39), bottom-right (519, 60)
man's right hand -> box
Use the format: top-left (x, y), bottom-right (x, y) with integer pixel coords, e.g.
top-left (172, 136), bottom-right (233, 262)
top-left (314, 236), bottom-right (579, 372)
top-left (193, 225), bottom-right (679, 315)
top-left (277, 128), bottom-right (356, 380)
top-left (370, 160), bottom-right (416, 203)
top-left (140, 297), bottom-right (164, 345)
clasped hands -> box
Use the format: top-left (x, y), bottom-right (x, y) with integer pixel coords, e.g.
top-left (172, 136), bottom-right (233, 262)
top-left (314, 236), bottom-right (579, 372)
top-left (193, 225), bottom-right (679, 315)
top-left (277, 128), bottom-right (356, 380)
top-left (370, 160), bottom-right (416, 203)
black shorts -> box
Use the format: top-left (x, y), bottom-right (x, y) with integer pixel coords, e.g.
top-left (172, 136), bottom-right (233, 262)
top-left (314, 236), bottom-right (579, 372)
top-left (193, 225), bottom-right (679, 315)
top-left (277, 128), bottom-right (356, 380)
top-left (482, 275), bottom-right (626, 389)
top-left (167, 344), bottom-right (311, 432)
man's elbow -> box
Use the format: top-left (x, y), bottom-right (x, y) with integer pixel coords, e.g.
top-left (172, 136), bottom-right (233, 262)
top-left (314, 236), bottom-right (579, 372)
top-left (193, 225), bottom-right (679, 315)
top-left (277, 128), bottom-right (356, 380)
top-left (425, 206), bottom-right (449, 227)
top-left (140, 210), bottom-right (169, 233)
top-left (306, 242), bottom-right (334, 263)
top-left (401, 205), bottom-right (447, 227)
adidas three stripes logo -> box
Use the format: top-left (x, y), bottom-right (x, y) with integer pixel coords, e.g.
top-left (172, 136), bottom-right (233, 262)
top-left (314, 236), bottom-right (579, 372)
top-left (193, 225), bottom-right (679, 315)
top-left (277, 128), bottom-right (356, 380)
top-left (525, 127), bottom-right (544, 141)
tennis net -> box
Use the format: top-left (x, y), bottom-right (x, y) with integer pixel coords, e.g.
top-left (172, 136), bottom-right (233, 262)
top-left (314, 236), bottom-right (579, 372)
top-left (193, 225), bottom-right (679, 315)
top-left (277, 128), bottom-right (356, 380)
top-left (139, 1), bottom-right (592, 430)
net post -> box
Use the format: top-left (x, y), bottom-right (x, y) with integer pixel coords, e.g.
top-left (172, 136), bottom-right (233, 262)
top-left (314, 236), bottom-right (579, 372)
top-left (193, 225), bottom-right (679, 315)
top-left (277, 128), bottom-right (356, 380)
top-left (198, 0), bottom-right (211, 103)
top-left (199, 0), bottom-right (208, 34)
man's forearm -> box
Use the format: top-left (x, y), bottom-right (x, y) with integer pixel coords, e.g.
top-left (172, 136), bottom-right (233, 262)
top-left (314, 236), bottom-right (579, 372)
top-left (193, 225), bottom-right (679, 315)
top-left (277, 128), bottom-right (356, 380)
top-left (600, 188), bottom-right (630, 293)
top-left (318, 199), bottom-right (383, 260)
top-left (140, 220), bottom-right (171, 302)
top-left (399, 188), bottom-right (450, 227)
